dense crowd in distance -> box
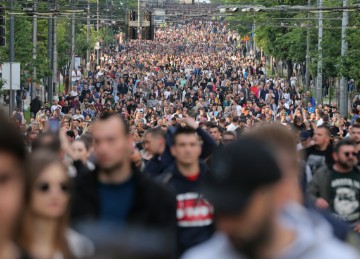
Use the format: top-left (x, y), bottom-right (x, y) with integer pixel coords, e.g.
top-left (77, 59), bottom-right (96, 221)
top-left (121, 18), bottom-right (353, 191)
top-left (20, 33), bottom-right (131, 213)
top-left (1, 18), bottom-right (360, 259)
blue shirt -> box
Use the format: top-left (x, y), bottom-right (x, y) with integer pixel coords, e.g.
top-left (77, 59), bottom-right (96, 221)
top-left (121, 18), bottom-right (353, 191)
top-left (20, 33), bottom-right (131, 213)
top-left (98, 176), bottom-right (135, 224)
top-left (351, 114), bottom-right (359, 125)
top-left (307, 107), bottom-right (315, 113)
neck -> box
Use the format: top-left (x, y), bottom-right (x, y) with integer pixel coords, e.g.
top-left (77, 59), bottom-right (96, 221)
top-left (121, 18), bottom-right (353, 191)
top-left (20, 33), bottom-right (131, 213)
top-left (31, 216), bottom-right (58, 248)
top-left (317, 143), bottom-right (328, 151)
top-left (333, 164), bottom-right (352, 173)
top-left (177, 161), bottom-right (200, 177)
top-left (99, 161), bottom-right (132, 184)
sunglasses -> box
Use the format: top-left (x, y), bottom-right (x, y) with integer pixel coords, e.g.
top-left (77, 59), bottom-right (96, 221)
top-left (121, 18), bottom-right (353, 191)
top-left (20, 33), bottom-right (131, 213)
top-left (344, 152), bottom-right (358, 158)
top-left (36, 182), bottom-right (70, 194)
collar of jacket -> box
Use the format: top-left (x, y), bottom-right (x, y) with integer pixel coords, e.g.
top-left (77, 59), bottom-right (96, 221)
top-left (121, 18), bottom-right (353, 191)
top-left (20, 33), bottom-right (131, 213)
top-left (165, 160), bottom-right (208, 181)
top-left (75, 164), bottom-right (150, 220)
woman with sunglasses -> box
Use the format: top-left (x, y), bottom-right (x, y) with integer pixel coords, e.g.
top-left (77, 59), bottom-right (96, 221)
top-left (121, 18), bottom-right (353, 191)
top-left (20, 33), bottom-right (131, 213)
top-left (17, 151), bottom-right (94, 259)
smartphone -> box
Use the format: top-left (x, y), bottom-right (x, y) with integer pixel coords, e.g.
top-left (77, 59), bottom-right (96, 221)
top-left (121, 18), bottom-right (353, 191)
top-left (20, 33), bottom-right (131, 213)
top-left (49, 118), bottom-right (60, 133)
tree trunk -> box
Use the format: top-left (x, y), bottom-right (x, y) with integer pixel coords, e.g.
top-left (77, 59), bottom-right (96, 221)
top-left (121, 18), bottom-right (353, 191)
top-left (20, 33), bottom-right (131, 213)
top-left (286, 59), bottom-right (293, 81)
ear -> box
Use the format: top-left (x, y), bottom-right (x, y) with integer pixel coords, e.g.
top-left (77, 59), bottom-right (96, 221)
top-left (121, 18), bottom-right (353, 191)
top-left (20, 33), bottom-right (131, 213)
top-left (127, 134), bottom-right (134, 148)
top-left (332, 152), bottom-right (338, 162)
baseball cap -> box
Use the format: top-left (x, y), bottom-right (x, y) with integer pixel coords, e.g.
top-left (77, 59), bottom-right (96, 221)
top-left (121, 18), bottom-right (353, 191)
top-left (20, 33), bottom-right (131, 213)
top-left (202, 137), bottom-right (282, 214)
top-left (300, 131), bottom-right (310, 141)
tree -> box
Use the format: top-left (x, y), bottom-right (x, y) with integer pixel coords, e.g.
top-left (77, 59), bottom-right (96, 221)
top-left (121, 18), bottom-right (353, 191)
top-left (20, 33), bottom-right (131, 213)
top-left (343, 12), bottom-right (360, 85)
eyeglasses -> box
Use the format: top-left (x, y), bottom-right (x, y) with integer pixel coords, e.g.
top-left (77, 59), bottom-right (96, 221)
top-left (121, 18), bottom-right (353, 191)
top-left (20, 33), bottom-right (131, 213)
top-left (344, 152), bottom-right (358, 158)
top-left (35, 182), bottom-right (70, 194)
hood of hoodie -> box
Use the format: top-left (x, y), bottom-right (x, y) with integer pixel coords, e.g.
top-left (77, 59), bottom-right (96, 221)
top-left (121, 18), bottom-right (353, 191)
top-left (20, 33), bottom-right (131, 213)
top-left (276, 203), bottom-right (359, 259)
top-left (182, 203), bottom-right (359, 259)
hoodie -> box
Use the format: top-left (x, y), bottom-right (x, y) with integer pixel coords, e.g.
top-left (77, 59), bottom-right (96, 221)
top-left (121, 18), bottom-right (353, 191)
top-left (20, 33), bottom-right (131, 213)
top-left (182, 203), bottom-right (359, 259)
top-left (160, 162), bottom-right (215, 255)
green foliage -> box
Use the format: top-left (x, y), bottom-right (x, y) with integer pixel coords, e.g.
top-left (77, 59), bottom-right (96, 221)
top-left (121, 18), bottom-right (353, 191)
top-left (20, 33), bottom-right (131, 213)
top-left (219, 0), bottom-right (360, 83)
top-left (0, 0), bottom-right (135, 84)
top-left (343, 12), bottom-right (360, 83)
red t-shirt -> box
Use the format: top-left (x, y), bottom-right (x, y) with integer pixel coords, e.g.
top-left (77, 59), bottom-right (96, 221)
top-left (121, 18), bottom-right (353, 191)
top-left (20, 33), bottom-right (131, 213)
top-left (186, 173), bottom-right (200, 182)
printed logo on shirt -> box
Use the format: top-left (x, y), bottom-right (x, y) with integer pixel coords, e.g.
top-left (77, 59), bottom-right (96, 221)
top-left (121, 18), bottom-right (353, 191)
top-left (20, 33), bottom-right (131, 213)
top-left (176, 192), bottom-right (214, 227)
top-left (331, 178), bottom-right (360, 223)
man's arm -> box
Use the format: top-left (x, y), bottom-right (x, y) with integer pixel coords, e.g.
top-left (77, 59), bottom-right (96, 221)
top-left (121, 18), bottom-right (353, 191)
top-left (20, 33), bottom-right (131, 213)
top-left (306, 168), bottom-right (321, 200)
top-left (306, 167), bottom-right (329, 209)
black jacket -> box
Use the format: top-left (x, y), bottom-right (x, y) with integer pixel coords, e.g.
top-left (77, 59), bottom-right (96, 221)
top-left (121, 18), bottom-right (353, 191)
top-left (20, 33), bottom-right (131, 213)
top-left (30, 97), bottom-right (42, 114)
top-left (71, 166), bottom-right (177, 231)
top-left (159, 162), bottom-right (215, 255)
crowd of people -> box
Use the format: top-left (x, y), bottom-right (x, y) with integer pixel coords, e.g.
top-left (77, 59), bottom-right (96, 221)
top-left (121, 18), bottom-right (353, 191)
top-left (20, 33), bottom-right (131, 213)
top-left (1, 18), bottom-right (360, 259)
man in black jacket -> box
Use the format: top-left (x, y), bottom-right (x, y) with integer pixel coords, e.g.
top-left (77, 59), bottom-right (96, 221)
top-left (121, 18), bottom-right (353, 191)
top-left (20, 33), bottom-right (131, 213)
top-left (305, 125), bottom-right (334, 175)
top-left (160, 127), bottom-right (215, 255)
top-left (71, 112), bottom-right (177, 233)
top-left (30, 95), bottom-right (42, 117)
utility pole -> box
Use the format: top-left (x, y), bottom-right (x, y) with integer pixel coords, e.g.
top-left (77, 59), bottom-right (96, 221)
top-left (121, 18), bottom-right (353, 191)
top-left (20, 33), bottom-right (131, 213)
top-left (96, 0), bottom-right (99, 31)
top-left (339, 0), bottom-right (349, 116)
top-left (87, 0), bottom-right (90, 64)
top-left (9, 0), bottom-right (14, 115)
top-left (105, 0), bottom-right (109, 47)
top-left (32, 0), bottom-right (37, 100)
top-left (305, 0), bottom-right (311, 91)
top-left (47, 1), bottom-right (53, 102)
top-left (252, 23), bottom-right (256, 53)
top-left (138, 0), bottom-right (141, 39)
top-left (316, 0), bottom-right (323, 105)
top-left (69, 0), bottom-right (75, 77)
top-left (52, 4), bottom-right (57, 98)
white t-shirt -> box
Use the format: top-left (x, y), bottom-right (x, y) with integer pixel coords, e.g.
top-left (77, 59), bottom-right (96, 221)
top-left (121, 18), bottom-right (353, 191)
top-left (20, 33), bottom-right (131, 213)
top-left (316, 119), bottom-right (324, 127)
top-left (164, 90), bottom-right (171, 99)
top-left (71, 70), bottom-right (77, 82)
top-left (76, 71), bottom-right (82, 81)
top-left (227, 123), bottom-right (238, 131)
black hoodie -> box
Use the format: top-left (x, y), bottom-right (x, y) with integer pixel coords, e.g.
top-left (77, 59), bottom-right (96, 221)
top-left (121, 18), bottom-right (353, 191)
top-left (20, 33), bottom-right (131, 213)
top-left (159, 162), bottom-right (215, 255)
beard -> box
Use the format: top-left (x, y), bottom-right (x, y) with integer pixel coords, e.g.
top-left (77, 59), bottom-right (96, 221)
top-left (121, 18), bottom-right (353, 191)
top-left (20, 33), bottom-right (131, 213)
top-left (338, 160), bottom-right (353, 170)
top-left (229, 216), bottom-right (273, 259)
top-left (100, 160), bottom-right (124, 175)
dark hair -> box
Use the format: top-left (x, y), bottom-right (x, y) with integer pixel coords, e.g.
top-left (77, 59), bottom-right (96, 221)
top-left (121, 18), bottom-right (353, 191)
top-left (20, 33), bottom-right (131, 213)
top-left (317, 125), bottom-right (332, 137)
top-left (354, 117), bottom-right (360, 125)
top-left (32, 133), bottom-right (61, 153)
top-left (351, 108), bottom-right (357, 114)
top-left (99, 111), bottom-right (130, 134)
top-left (0, 113), bottom-right (26, 162)
top-left (334, 139), bottom-right (355, 153)
top-left (223, 131), bottom-right (236, 139)
top-left (208, 123), bottom-right (220, 131)
top-left (352, 124), bottom-right (360, 129)
top-left (145, 127), bottom-right (166, 139)
top-left (66, 130), bottom-right (75, 139)
top-left (173, 126), bottom-right (197, 144)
